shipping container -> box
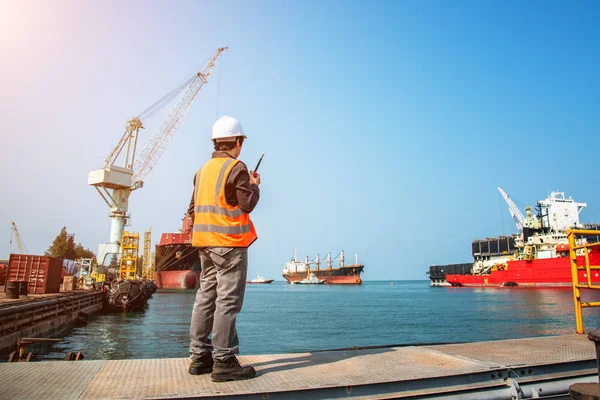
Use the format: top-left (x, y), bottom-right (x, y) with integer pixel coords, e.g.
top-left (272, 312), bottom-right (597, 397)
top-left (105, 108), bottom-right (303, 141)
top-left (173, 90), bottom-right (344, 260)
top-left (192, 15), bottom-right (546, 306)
top-left (428, 263), bottom-right (473, 280)
top-left (472, 235), bottom-right (518, 256)
top-left (5, 254), bottom-right (63, 294)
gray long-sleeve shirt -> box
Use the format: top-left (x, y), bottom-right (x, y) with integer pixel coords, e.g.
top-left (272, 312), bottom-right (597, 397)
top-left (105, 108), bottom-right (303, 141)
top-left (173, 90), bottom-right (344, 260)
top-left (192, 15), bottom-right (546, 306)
top-left (187, 151), bottom-right (260, 218)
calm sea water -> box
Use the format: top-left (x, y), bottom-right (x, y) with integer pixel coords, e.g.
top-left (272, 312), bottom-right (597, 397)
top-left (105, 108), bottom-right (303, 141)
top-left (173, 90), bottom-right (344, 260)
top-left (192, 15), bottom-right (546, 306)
top-left (38, 281), bottom-right (600, 360)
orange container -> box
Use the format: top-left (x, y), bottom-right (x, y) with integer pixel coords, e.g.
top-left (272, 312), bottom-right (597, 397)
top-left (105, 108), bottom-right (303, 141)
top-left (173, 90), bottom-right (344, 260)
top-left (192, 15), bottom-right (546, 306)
top-left (6, 254), bottom-right (63, 294)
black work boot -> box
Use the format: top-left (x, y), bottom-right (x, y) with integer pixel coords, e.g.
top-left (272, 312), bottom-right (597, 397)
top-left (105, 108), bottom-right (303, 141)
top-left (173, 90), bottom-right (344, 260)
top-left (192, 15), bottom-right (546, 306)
top-left (211, 356), bottom-right (256, 382)
top-left (189, 352), bottom-right (214, 375)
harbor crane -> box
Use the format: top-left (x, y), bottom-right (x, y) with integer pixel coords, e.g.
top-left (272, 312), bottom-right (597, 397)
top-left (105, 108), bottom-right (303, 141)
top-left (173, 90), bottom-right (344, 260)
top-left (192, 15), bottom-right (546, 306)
top-left (498, 187), bottom-right (526, 232)
top-left (88, 47), bottom-right (227, 265)
top-left (10, 222), bottom-right (27, 254)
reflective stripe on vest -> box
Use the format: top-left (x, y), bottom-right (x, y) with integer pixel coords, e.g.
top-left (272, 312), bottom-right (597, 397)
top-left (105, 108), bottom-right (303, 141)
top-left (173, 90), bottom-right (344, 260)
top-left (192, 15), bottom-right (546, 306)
top-left (193, 224), bottom-right (252, 234)
top-left (191, 157), bottom-right (257, 248)
top-left (194, 205), bottom-right (244, 218)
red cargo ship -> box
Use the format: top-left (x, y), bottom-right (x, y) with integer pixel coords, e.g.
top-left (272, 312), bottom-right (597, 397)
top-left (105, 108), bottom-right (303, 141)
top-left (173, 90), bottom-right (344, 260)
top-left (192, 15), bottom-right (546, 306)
top-left (446, 190), bottom-right (600, 287)
top-left (155, 215), bottom-right (200, 289)
top-left (282, 250), bottom-right (364, 284)
top-left (447, 249), bottom-right (600, 287)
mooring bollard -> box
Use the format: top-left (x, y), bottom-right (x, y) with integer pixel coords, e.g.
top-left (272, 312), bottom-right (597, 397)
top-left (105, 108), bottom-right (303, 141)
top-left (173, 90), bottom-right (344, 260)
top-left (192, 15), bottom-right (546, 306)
top-left (569, 330), bottom-right (600, 400)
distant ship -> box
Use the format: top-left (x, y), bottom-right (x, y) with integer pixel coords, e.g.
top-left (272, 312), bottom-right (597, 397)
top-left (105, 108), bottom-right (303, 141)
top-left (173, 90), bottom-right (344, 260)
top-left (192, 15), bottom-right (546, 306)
top-left (282, 250), bottom-right (363, 284)
top-left (154, 215), bottom-right (200, 289)
top-left (440, 189), bottom-right (600, 287)
top-left (247, 273), bottom-right (274, 284)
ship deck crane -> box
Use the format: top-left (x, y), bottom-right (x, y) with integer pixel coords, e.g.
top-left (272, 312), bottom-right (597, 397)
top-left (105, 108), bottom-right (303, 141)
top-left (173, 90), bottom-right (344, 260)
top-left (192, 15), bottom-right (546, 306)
top-left (88, 47), bottom-right (227, 265)
top-left (10, 222), bottom-right (27, 254)
top-left (498, 187), bottom-right (525, 232)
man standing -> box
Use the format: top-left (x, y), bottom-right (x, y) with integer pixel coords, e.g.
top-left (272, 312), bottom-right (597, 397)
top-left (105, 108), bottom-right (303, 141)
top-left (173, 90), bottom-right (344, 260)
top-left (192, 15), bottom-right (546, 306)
top-left (188, 116), bottom-right (261, 382)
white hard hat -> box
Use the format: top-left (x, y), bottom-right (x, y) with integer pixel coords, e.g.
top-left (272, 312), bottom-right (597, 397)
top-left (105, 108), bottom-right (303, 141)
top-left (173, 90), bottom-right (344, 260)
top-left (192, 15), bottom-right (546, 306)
top-left (211, 116), bottom-right (246, 141)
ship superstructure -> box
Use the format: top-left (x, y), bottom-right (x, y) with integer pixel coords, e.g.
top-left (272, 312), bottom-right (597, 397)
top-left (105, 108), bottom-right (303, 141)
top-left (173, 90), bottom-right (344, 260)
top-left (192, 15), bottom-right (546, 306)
top-left (282, 250), bottom-right (364, 284)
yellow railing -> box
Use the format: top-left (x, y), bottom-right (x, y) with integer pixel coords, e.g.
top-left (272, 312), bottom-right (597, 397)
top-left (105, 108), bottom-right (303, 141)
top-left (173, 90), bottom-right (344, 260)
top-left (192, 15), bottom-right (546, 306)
top-left (567, 229), bottom-right (600, 334)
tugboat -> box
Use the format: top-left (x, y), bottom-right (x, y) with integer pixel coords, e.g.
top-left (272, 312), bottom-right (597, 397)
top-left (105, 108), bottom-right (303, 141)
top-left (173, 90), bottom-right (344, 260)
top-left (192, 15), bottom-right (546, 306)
top-left (105, 232), bottom-right (157, 312)
top-left (106, 279), bottom-right (156, 312)
top-left (291, 272), bottom-right (326, 285)
top-left (247, 273), bottom-right (274, 284)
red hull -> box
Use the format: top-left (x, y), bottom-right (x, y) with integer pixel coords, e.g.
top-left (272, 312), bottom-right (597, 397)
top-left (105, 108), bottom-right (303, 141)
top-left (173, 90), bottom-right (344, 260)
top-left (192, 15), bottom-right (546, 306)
top-left (156, 270), bottom-right (200, 290)
top-left (447, 253), bottom-right (600, 287)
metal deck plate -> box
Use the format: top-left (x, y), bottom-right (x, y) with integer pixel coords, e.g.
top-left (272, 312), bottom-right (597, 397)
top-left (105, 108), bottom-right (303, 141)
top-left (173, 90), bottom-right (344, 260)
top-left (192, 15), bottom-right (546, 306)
top-left (0, 360), bottom-right (103, 400)
top-left (0, 335), bottom-right (596, 399)
top-left (80, 347), bottom-right (497, 399)
top-left (425, 335), bottom-right (596, 367)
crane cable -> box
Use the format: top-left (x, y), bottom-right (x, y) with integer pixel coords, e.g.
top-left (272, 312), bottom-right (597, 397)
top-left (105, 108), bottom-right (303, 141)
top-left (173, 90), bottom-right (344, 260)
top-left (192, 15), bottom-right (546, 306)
top-left (138, 75), bottom-right (195, 121)
top-left (216, 56), bottom-right (222, 119)
top-left (137, 56), bottom-right (212, 121)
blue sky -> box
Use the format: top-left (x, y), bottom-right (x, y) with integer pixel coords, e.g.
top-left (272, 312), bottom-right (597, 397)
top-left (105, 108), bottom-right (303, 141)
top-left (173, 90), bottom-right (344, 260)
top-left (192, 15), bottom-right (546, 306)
top-left (0, 0), bottom-right (599, 280)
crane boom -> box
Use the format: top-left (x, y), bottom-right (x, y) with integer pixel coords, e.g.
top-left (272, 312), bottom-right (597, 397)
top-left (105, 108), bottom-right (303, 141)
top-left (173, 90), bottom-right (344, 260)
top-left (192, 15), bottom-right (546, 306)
top-left (132, 46), bottom-right (228, 184)
top-left (89, 46), bottom-right (227, 265)
top-left (498, 187), bottom-right (525, 231)
top-left (10, 222), bottom-right (27, 254)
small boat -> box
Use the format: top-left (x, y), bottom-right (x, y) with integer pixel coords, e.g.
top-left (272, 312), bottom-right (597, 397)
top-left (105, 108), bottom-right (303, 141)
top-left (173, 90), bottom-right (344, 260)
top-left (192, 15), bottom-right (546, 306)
top-left (247, 272), bottom-right (274, 284)
top-left (292, 272), bottom-right (326, 285)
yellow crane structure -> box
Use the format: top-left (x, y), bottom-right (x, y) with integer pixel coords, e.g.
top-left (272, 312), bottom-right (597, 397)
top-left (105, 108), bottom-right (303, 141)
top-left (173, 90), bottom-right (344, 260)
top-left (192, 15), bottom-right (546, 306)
top-left (10, 222), bottom-right (27, 254)
top-left (88, 47), bottom-right (228, 266)
top-left (142, 229), bottom-right (154, 280)
top-left (119, 231), bottom-right (139, 280)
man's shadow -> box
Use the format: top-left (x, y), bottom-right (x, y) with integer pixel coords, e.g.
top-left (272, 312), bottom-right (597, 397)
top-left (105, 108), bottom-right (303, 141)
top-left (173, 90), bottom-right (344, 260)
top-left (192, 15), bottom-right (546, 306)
top-left (251, 346), bottom-right (395, 375)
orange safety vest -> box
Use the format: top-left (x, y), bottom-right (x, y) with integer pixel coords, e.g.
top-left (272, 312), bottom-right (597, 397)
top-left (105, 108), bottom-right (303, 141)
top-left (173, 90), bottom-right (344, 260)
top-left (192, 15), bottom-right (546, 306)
top-left (191, 157), bottom-right (257, 248)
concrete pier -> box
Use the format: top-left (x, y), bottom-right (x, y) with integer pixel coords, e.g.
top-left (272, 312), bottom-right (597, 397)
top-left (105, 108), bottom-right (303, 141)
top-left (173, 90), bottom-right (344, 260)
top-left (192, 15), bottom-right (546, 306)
top-left (0, 334), bottom-right (598, 399)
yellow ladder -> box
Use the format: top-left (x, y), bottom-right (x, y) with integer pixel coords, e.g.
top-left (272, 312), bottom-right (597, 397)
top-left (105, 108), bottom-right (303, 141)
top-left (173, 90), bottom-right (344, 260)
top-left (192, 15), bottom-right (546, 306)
top-left (567, 229), bottom-right (600, 334)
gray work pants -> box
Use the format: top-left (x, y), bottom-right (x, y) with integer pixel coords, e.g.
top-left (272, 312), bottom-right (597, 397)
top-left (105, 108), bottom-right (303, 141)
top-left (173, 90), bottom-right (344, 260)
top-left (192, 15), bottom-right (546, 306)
top-left (189, 247), bottom-right (248, 362)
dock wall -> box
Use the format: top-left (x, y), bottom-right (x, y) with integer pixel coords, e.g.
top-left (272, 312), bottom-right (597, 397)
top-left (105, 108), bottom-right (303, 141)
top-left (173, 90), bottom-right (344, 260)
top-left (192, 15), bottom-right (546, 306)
top-left (0, 291), bottom-right (104, 357)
